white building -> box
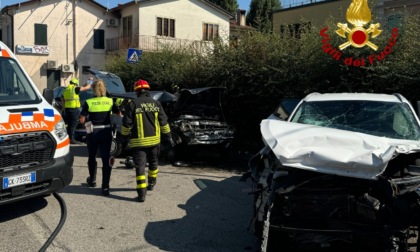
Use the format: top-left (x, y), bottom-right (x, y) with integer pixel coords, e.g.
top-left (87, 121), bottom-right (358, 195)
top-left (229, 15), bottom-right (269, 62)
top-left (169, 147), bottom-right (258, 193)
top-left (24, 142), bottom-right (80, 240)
top-left (0, 0), bottom-right (232, 91)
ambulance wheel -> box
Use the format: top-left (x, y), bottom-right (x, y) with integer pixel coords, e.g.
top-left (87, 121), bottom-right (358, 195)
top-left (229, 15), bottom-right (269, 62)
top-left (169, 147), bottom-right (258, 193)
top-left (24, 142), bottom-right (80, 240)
top-left (110, 138), bottom-right (123, 157)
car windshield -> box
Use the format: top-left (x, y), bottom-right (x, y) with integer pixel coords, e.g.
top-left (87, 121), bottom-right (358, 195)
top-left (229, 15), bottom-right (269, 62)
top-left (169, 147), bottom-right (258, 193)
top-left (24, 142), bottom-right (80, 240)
top-left (0, 57), bottom-right (41, 105)
top-left (96, 73), bottom-right (125, 93)
top-left (290, 100), bottom-right (420, 140)
top-left (79, 73), bottom-right (126, 102)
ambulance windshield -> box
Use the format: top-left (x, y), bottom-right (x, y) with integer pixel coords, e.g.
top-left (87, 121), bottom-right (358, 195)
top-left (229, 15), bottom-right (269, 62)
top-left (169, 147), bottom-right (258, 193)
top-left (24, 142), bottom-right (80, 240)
top-left (0, 58), bottom-right (41, 105)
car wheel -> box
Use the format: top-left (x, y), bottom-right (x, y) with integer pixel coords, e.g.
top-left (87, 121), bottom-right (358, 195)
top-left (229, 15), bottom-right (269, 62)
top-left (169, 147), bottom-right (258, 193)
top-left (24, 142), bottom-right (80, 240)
top-left (110, 137), bottom-right (122, 157)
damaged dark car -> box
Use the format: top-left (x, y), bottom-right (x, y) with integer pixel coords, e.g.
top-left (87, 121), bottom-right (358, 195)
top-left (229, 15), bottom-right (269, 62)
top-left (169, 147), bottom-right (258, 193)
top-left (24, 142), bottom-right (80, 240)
top-left (170, 87), bottom-right (235, 161)
top-left (248, 92), bottom-right (420, 251)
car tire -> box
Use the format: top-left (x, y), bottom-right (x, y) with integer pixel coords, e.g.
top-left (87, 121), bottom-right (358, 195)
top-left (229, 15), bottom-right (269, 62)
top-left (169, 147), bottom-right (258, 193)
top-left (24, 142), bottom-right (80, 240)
top-left (110, 137), bottom-right (123, 157)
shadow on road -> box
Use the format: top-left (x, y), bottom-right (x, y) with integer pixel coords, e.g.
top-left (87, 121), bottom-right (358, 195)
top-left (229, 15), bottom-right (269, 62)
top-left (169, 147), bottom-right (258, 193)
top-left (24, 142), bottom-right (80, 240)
top-left (0, 196), bottom-right (48, 223)
top-left (142, 176), bottom-right (257, 252)
top-left (63, 184), bottom-right (138, 202)
top-left (69, 145), bottom-right (89, 158)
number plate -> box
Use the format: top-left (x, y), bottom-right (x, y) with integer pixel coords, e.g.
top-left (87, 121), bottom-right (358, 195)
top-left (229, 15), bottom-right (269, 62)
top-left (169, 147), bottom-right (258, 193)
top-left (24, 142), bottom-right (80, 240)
top-left (3, 172), bottom-right (36, 189)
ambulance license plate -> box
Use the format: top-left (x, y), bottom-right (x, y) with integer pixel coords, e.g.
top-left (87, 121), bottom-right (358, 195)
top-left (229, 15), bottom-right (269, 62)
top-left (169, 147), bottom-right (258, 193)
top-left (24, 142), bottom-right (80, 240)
top-left (3, 172), bottom-right (36, 189)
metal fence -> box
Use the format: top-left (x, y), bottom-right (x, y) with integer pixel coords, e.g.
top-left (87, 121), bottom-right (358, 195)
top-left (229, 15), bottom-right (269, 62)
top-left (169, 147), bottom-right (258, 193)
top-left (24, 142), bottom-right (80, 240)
top-left (106, 35), bottom-right (213, 53)
top-left (282, 0), bottom-right (334, 9)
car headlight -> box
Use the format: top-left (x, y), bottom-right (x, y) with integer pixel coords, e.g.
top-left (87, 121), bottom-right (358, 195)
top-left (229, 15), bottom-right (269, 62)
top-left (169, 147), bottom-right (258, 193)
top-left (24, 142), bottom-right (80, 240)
top-left (54, 118), bottom-right (68, 141)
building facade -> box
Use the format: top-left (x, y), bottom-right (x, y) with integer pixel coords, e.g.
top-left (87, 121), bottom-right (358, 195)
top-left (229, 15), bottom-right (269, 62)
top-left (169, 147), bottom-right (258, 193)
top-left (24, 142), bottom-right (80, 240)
top-left (1, 0), bottom-right (119, 91)
top-left (273, 0), bottom-right (420, 37)
top-left (107, 0), bottom-right (232, 52)
top-left (0, 0), bottom-right (232, 91)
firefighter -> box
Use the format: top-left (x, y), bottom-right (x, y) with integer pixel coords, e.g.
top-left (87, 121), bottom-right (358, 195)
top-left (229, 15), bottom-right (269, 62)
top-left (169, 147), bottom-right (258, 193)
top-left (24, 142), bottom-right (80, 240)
top-left (62, 77), bottom-right (91, 144)
top-left (79, 80), bottom-right (121, 196)
top-left (120, 79), bottom-right (174, 202)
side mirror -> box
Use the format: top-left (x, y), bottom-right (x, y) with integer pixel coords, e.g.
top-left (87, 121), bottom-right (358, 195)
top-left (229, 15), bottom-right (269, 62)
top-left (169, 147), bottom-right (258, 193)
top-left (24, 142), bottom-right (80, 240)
top-left (43, 88), bottom-right (54, 105)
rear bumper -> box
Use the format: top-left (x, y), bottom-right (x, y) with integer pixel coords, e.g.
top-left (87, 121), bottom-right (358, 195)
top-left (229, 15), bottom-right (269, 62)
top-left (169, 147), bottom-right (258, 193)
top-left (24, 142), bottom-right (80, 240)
top-left (0, 152), bottom-right (74, 206)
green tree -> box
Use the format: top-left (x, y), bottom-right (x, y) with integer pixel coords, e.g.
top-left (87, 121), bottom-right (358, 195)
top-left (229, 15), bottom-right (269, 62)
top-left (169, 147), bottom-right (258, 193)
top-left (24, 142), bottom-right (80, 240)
top-left (210, 0), bottom-right (238, 15)
top-left (105, 14), bottom-right (420, 151)
top-left (246, 0), bottom-right (281, 32)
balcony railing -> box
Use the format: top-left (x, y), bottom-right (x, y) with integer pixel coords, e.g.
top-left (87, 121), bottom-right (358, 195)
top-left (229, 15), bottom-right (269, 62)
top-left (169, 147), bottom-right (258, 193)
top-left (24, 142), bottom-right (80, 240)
top-left (106, 35), bottom-right (213, 53)
top-left (282, 0), bottom-right (335, 9)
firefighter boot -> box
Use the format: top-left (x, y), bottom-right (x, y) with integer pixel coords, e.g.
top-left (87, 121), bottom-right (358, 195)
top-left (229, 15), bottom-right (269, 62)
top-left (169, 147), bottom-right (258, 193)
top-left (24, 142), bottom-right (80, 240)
top-left (137, 188), bottom-right (147, 202)
top-left (147, 177), bottom-right (156, 191)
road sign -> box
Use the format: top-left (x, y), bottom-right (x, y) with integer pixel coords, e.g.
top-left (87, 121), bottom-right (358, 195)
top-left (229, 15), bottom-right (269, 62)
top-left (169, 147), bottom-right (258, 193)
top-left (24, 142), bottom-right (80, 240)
top-left (126, 48), bottom-right (142, 63)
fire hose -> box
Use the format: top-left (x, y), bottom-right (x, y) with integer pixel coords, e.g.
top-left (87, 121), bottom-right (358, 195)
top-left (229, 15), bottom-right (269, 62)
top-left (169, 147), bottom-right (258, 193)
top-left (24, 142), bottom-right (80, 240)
top-left (38, 192), bottom-right (67, 252)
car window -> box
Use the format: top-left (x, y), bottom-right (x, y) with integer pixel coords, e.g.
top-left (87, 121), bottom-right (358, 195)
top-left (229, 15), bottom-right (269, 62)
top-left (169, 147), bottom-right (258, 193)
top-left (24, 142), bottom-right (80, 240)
top-left (290, 100), bottom-right (420, 140)
top-left (95, 74), bottom-right (125, 93)
top-left (53, 86), bottom-right (64, 98)
top-left (0, 58), bottom-right (41, 105)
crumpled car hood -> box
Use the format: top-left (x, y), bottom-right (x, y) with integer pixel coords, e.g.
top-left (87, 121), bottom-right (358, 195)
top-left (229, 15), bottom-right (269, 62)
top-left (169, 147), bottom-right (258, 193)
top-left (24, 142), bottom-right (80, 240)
top-left (261, 119), bottom-right (420, 180)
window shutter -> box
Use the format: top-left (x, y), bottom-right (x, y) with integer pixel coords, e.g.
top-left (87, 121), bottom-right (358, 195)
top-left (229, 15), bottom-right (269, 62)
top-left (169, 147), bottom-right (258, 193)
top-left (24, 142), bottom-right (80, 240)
top-left (35, 24), bottom-right (48, 45)
top-left (164, 18), bottom-right (169, 36)
top-left (170, 19), bottom-right (175, 38)
top-left (93, 29), bottom-right (105, 49)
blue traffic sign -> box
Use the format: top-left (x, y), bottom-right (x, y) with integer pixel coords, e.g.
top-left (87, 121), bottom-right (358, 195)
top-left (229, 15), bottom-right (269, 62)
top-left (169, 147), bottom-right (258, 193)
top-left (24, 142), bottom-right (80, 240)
top-left (126, 48), bottom-right (142, 63)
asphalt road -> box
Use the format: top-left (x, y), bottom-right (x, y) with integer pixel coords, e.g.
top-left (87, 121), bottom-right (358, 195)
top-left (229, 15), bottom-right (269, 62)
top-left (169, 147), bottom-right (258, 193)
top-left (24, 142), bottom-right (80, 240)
top-left (0, 144), bottom-right (258, 252)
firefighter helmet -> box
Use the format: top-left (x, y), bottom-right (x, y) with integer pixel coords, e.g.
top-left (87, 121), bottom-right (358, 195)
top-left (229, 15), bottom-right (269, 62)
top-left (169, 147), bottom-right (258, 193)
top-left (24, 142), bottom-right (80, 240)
top-left (134, 79), bottom-right (150, 91)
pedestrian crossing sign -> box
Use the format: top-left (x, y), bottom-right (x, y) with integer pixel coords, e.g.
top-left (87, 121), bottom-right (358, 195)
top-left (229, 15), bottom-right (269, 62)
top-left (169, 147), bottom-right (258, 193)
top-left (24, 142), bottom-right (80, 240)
top-left (126, 48), bottom-right (142, 63)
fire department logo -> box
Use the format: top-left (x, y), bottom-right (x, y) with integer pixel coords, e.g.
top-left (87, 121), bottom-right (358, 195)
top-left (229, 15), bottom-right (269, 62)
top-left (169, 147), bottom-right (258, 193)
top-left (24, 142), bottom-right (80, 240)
top-left (336, 0), bottom-right (382, 50)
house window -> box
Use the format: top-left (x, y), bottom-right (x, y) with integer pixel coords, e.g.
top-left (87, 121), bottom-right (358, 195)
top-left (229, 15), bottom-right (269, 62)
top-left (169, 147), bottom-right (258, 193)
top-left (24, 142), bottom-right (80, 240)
top-left (123, 16), bottom-right (133, 37)
top-left (82, 66), bottom-right (90, 74)
top-left (202, 23), bottom-right (219, 41)
top-left (35, 24), bottom-right (48, 45)
top-left (93, 29), bottom-right (105, 49)
top-left (157, 17), bottom-right (175, 37)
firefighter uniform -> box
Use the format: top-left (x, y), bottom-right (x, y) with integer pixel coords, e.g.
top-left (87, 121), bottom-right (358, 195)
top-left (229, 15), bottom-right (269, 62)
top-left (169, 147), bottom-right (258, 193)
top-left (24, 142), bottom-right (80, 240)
top-left (81, 95), bottom-right (120, 196)
top-left (121, 79), bottom-right (172, 202)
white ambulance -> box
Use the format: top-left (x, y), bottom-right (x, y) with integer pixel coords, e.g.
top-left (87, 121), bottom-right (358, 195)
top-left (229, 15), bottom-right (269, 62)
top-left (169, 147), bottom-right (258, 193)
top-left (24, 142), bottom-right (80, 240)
top-left (0, 41), bottom-right (73, 205)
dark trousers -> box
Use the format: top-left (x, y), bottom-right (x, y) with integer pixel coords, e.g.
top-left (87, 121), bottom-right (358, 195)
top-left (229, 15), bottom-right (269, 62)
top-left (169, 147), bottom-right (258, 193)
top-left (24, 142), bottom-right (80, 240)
top-left (132, 145), bottom-right (160, 195)
top-left (86, 128), bottom-right (113, 188)
top-left (64, 108), bottom-right (79, 141)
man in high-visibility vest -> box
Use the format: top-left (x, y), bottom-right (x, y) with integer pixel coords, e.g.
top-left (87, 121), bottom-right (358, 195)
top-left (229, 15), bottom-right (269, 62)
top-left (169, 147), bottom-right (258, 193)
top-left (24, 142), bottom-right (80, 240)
top-left (62, 78), bottom-right (91, 144)
top-left (121, 79), bottom-right (174, 202)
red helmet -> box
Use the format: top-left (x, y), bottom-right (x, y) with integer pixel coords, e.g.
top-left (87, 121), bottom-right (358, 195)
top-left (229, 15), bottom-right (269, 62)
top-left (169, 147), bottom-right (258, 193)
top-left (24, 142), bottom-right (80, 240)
top-left (134, 79), bottom-right (150, 91)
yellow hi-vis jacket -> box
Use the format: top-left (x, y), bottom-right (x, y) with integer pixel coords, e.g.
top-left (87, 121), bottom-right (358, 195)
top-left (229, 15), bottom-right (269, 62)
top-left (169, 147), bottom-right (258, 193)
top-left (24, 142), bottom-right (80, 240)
top-left (63, 84), bottom-right (81, 108)
top-left (121, 92), bottom-right (171, 148)
top-left (86, 97), bottom-right (113, 113)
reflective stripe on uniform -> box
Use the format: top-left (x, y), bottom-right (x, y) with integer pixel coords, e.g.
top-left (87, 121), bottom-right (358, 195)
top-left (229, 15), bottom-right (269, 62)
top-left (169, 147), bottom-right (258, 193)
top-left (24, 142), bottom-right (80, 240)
top-left (148, 169), bottom-right (158, 178)
top-left (130, 137), bottom-right (160, 147)
top-left (129, 112), bottom-right (161, 147)
top-left (136, 175), bottom-right (147, 189)
top-left (161, 124), bottom-right (170, 134)
top-left (154, 112), bottom-right (160, 136)
top-left (121, 125), bottom-right (131, 136)
top-left (137, 113), bottom-right (144, 139)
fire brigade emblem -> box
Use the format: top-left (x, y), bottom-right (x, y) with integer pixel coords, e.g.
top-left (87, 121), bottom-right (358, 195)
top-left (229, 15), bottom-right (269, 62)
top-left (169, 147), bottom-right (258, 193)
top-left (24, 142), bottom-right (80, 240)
top-left (336, 0), bottom-right (382, 50)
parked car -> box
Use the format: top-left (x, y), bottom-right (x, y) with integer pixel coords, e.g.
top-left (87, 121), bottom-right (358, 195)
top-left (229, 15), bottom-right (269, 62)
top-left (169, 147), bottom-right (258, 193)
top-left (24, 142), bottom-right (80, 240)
top-left (53, 69), bottom-right (126, 112)
top-left (248, 92), bottom-right (420, 251)
top-left (53, 69), bottom-right (127, 156)
top-left (170, 87), bottom-right (235, 162)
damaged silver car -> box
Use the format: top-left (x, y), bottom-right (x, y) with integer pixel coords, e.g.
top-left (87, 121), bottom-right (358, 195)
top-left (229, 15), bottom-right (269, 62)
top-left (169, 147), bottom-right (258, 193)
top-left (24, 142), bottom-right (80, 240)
top-left (248, 92), bottom-right (420, 251)
top-left (170, 87), bottom-right (235, 160)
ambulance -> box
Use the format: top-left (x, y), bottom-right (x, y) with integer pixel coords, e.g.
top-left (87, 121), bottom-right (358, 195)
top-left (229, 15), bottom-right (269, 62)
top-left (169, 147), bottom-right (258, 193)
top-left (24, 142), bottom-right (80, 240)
top-left (0, 41), bottom-right (73, 205)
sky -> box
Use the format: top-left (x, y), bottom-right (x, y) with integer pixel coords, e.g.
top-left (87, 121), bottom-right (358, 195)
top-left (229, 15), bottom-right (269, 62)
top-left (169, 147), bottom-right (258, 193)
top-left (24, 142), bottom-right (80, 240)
top-left (2, 0), bottom-right (262, 12)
